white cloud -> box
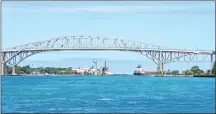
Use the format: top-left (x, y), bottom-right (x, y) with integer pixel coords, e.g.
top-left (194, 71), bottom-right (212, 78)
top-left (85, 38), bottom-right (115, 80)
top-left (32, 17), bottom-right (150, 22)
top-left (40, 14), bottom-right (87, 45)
top-left (2, 5), bottom-right (204, 13)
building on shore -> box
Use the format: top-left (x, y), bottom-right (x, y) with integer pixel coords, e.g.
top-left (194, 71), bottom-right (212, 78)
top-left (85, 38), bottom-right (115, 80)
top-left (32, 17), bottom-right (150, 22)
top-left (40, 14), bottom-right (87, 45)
top-left (70, 61), bottom-right (113, 75)
top-left (71, 67), bottom-right (112, 75)
top-left (18, 60), bottom-right (113, 76)
top-left (71, 68), bottom-right (89, 75)
top-left (102, 61), bottom-right (113, 75)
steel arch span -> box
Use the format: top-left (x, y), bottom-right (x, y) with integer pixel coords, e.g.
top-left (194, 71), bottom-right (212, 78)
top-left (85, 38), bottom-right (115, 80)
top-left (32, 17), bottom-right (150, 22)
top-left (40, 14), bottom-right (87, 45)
top-left (1, 36), bottom-right (215, 75)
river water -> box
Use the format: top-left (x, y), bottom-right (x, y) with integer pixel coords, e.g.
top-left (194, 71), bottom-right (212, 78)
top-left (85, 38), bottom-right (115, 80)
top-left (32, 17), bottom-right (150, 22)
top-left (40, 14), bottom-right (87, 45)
top-left (1, 75), bottom-right (215, 113)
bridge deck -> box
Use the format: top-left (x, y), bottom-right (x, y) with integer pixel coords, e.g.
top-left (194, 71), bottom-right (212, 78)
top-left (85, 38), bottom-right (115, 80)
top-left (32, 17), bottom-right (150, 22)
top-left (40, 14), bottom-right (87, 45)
top-left (2, 48), bottom-right (215, 54)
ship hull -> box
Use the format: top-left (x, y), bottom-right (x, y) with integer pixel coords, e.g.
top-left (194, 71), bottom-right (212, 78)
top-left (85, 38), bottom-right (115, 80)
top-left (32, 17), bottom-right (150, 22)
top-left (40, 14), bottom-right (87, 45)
top-left (134, 73), bottom-right (146, 75)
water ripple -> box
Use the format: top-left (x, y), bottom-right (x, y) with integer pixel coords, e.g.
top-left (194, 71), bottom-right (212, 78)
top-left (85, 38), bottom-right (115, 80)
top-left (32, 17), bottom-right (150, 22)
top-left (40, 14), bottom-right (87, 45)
top-left (2, 76), bottom-right (215, 113)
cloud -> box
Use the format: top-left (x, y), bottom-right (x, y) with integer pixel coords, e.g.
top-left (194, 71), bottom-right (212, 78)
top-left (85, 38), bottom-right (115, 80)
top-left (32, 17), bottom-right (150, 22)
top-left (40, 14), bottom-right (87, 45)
top-left (2, 5), bottom-right (207, 13)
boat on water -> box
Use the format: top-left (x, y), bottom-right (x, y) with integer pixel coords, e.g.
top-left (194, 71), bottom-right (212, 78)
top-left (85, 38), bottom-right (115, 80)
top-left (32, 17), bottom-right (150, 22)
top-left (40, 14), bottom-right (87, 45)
top-left (133, 64), bottom-right (156, 76)
top-left (133, 64), bottom-right (146, 75)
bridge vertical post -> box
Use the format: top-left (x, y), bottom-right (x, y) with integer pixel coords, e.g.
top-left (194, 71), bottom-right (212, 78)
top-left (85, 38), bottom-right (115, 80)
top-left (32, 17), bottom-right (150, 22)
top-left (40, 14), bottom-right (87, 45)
top-left (4, 64), bottom-right (7, 75)
top-left (12, 66), bottom-right (16, 75)
top-left (157, 65), bottom-right (159, 74)
top-left (210, 54), bottom-right (214, 74)
top-left (1, 61), bottom-right (4, 76)
top-left (157, 63), bottom-right (164, 76)
top-left (159, 63), bottom-right (164, 75)
top-left (157, 51), bottom-right (164, 76)
top-left (0, 54), bottom-right (3, 76)
top-left (161, 63), bottom-right (164, 75)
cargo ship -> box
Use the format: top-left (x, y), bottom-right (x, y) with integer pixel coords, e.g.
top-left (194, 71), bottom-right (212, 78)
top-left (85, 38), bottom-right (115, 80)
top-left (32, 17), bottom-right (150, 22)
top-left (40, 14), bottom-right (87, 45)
top-left (133, 64), bottom-right (157, 75)
top-left (133, 64), bottom-right (146, 75)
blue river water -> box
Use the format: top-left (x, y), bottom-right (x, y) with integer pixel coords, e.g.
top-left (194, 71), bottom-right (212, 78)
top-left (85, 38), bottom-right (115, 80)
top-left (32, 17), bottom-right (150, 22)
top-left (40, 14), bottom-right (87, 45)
top-left (1, 75), bottom-right (215, 113)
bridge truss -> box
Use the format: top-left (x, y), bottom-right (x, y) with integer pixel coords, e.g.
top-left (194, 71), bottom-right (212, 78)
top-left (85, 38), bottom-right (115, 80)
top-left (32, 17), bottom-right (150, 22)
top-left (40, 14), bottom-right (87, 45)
top-left (1, 36), bottom-right (215, 75)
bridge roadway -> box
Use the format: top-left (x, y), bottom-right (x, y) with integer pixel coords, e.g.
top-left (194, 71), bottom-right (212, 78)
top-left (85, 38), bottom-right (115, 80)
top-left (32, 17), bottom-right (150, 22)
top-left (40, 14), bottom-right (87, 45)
top-left (0, 36), bottom-right (215, 75)
top-left (2, 48), bottom-right (215, 54)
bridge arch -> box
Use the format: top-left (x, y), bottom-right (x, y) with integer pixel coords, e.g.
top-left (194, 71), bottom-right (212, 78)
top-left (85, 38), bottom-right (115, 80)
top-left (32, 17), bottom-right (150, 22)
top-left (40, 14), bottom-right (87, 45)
top-left (1, 36), bottom-right (214, 75)
top-left (6, 49), bottom-right (159, 67)
top-left (3, 36), bottom-right (165, 66)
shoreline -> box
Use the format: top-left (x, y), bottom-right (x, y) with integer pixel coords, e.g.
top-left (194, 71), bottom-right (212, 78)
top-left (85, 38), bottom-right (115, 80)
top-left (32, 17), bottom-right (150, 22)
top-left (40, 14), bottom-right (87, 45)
top-left (2, 74), bottom-right (215, 78)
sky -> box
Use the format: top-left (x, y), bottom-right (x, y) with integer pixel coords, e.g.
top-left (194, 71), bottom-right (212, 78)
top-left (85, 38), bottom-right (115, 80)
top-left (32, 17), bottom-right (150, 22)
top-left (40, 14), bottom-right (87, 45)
top-left (2, 1), bottom-right (215, 74)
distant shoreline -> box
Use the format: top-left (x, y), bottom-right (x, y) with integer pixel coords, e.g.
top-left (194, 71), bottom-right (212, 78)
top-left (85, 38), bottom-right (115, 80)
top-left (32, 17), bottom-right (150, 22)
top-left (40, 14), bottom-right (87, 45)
top-left (2, 74), bottom-right (215, 78)
top-left (2, 74), bottom-right (131, 77)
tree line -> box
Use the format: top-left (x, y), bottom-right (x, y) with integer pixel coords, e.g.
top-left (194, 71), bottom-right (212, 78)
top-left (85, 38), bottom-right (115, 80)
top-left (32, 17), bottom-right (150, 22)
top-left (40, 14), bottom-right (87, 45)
top-left (4, 65), bottom-right (74, 75)
top-left (3, 61), bottom-right (216, 75)
top-left (162, 61), bottom-right (216, 75)
top-left (165, 66), bottom-right (210, 75)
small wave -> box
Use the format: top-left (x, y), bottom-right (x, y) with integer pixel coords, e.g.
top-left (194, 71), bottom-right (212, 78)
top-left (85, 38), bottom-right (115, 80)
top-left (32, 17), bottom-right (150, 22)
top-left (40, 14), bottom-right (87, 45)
top-left (152, 96), bottom-right (164, 100)
top-left (35, 87), bottom-right (57, 90)
top-left (90, 82), bottom-right (106, 84)
top-left (68, 108), bottom-right (83, 111)
top-left (98, 98), bottom-right (114, 101)
top-left (48, 108), bottom-right (56, 111)
top-left (48, 98), bottom-right (66, 100)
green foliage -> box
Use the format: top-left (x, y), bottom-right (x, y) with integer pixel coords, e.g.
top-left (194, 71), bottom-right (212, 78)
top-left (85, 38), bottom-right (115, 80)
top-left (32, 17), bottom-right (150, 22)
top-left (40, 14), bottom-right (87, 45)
top-left (4, 63), bottom-right (214, 76)
top-left (182, 71), bottom-right (185, 75)
top-left (185, 70), bottom-right (193, 75)
top-left (191, 65), bottom-right (199, 74)
top-left (4, 65), bottom-right (73, 75)
top-left (5, 65), bottom-right (12, 75)
top-left (157, 71), bottom-right (162, 75)
top-left (190, 65), bottom-right (204, 75)
top-left (196, 69), bottom-right (204, 75)
top-left (191, 66), bottom-right (199, 71)
top-left (15, 66), bottom-right (23, 74)
top-left (21, 65), bottom-right (31, 74)
top-left (205, 69), bottom-right (211, 75)
top-left (171, 70), bottom-right (179, 75)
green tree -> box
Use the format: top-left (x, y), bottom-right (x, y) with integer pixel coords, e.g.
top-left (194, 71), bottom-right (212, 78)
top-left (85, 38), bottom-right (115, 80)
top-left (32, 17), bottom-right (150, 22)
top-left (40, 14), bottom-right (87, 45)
top-left (171, 70), bottom-right (179, 75)
top-left (185, 70), bottom-right (193, 75)
top-left (182, 71), bottom-right (186, 75)
top-left (5, 65), bottom-right (12, 75)
top-left (197, 69), bottom-right (204, 75)
top-left (21, 65), bottom-right (31, 74)
top-left (157, 71), bottom-right (162, 75)
top-left (16, 66), bottom-right (23, 74)
top-left (165, 69), bottom-right (171, 74)
top-left (39, 67), bottom-right (46, 74)
top-left (206, 69), bottom-right (211, 75)
top-left (191, 65), bottom-right (200, 74)
top-left (191, 65), bottom-right (204, 75)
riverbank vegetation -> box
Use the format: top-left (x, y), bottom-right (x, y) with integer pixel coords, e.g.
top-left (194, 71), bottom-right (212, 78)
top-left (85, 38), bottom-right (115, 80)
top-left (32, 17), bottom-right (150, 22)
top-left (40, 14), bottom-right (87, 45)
top-left (4, 65), bottom-right (110, 75)
top-left (164, 63), bottom-right (216, 75)
top-left (4, 65), bottom-right (75, 75)
top-left (3, 61), bottom-right (216, 75)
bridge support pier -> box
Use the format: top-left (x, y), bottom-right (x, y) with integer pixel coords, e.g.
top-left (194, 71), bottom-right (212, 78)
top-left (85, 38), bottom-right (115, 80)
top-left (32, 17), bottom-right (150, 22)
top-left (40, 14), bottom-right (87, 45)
top-left (157, 63), bottom-right (164, 75)
top-left (210, 54), bottom-right (214, 74)
top-left (12, 66), bottom-right (16, 75)
top-left (1, 62), bottom-right (4, 76)
top-left (0, 55), bottom-right (3, 76)
top-left (161, 63), bottom-right (164, 75)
